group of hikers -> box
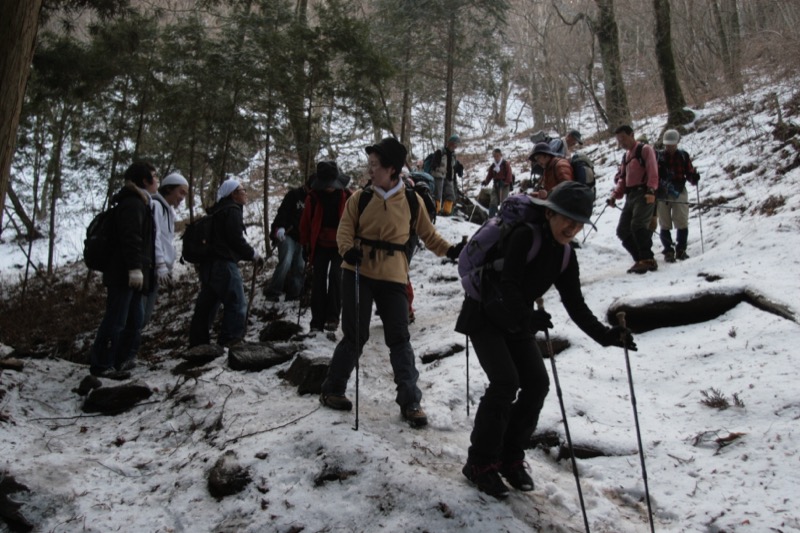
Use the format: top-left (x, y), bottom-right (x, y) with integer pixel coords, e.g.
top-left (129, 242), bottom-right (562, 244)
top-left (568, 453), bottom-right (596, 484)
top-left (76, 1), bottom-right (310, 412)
top-left (86, 124), bottom-right (699, 500)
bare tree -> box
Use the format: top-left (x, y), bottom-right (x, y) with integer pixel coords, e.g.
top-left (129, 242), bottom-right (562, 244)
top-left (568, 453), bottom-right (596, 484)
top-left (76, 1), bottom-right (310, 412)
top-left (0, 0), bottom-right (44, 239)
top-left (653, 0), bottom-right (694, 126)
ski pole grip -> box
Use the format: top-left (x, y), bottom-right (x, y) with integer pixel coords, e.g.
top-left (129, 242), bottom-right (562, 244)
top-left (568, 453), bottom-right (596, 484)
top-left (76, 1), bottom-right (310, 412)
top-left (616, 311), bottom-right (627, 329)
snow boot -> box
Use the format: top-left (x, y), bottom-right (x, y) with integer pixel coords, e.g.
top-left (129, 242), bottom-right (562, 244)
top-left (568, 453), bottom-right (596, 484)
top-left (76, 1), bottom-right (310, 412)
top-left (462, 461), bottom-right (509, 499)
top-left (627, 258), bottom-right (658, 274)
top-left (500, 460), bottom-right (534, 492)
top-left (319, 393), bottom-right (352, 411)
top-left (401, 403), bottom-right (428, 428)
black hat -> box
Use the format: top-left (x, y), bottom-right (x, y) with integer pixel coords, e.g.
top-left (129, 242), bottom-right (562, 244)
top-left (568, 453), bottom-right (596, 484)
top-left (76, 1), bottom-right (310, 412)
top-left (531, 181), bottom-right (596, 229)
top-left (528, 141), bottom-right (559, 160)
top-left (365, 137), bottom-right (407, 172)
top-left (567, 129), bottom-right (583, 144)
top-left (312, 161), bottom-right (341, 190)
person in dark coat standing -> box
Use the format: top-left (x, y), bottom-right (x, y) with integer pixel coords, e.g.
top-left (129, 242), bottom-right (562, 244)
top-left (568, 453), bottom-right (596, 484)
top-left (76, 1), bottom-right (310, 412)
top-left (89, 161), bottom-right (158, 378)
top-left (456, 182), bottom-right (637, 499)
top-left (482, 148), bottom-right (514, 217)
top-left (299, 161), bottom-right (350, 332)
top-left (189, 179), bottom-right (264, 347)
top-left (265, 177), bottom-right (311, 301)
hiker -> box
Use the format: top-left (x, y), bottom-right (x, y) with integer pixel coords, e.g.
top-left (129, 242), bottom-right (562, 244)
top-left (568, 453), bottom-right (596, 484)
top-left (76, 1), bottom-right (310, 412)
top-left (429, 134), bottom-right (463, 216)
top-left (482, 148), bottom-right (514, 217)
top-left (142, 173), bottom-right (189, 330)
top-left (299, 161), bottom-right (351, 332)
top-left (455, 181), bottom-right (637, 499)
top-left (265, 176), bottom-right (311, 302)
top-left (188, 179), bottom-right (264, 347)
top-left (608, 124), bottom-right (660, 274)
top-left (562, 129), bottom-right (583, 159)
top-left (319, 137), bottom-right (466, 428)
top-left (656, 129), bottom-right (699, 262)
top-left (89, 161), bottom-right (158, 378)
top-left (528, 142), bottom-right (573, 199)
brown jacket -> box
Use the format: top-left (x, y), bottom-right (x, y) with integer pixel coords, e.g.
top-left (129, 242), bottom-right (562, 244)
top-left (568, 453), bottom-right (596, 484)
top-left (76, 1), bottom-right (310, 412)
top-left (539, 157), bottom-right (574, 192)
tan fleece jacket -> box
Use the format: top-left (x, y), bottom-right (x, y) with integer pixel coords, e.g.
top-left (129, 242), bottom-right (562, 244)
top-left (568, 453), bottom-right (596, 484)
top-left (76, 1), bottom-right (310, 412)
top-left (337, 185), bottom-right (453, 285)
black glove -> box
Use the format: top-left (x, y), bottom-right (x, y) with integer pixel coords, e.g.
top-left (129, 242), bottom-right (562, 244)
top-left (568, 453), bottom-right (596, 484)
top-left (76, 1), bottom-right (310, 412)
top-left (529, 309), bottom-right (553, 332)
top-left (446, 241), bottom-right (466, 260)
top-left (343, 247), bottom-right (363, 266)
top-left (600, 326), bottom-right (638, 351)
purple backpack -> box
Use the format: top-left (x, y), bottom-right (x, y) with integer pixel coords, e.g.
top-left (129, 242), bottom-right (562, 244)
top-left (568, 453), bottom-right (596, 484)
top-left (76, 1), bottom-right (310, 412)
top-left (458, 194), bottom-right (571, 301)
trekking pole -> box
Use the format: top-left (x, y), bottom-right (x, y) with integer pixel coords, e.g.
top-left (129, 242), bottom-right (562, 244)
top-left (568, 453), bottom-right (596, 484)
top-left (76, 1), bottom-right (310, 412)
top-left (695, 186), bottom-right (705, 254)
top-left (245, 261), bottom-right (260, 327)
top-left (537, 298), bottom-right (590, 533)
top-left (352, 241), bottom-right (361, 432)
top-left (581, 202), bottom-right (609, 245)
top-left (615, 311), bottom-right (655, 533)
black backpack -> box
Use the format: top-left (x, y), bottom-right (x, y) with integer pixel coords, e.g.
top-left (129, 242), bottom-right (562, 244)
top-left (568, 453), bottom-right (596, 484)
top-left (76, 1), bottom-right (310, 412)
top-left (83, 205), bottom-right (116, 272)
top-left (571, 152), bottom-right (595, 188)
top-left (356, 185), bottom-right (421, 261)
top-left (180, 205), bottom-right (236, 264)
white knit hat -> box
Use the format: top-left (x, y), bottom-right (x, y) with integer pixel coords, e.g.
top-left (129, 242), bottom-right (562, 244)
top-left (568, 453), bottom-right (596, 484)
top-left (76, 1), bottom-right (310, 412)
top-left (217, 179), bottom-right (241, 201)
top-left (162, 173), bottom-right (189, 187)
top-left (663, 129), bottom-right (680, 146)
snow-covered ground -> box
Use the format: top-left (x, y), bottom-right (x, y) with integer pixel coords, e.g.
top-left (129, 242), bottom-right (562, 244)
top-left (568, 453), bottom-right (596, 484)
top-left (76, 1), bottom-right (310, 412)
top-left (2, 80), bottom-right (800, 532)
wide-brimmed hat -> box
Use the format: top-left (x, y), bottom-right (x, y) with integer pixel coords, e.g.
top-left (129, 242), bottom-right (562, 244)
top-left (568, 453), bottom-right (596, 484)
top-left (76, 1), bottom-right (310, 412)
top-left (365, 137), bottom-right (407, 172)
top-left (528, 141), bottom-right (560, 160)
top-left (567, 129), bottom-right (583, 145)
top-left (311, 161), bottom-right (341, 190)
top-left (531, 181), bottom-right (596, 229)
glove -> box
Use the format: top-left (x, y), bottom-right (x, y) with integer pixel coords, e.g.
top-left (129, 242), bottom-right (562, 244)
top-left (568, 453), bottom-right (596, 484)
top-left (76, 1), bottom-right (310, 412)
top-left (253, 252), bottom-right (265, 270)
top-left (156, 263), bottom-right (171, 287)
top-left (275, 227), bottom-right (286, 242)
top-left (645, 188), bottom-right (656, 204)
top-left (529, 309), bottom-right (553, 332)
top-left (600, 326), bottom-right (638, 351)
top-left (606, 197), bottom-right (616, 208)
top-left (343, 247), bottom-right (363, 266)
top-left (446, 241), bottom-right (466, 260)
top-left (128, 269), bottom-right (144, 291)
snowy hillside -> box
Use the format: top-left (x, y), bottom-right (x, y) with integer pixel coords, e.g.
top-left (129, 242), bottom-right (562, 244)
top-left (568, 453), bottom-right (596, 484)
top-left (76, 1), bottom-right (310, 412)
top-left (2, 80), bottom-right (800, 532)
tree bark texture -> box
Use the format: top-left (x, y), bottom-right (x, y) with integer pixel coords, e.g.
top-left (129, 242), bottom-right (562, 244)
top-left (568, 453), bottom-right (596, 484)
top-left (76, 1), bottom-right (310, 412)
top-left (594, 0), bottom-right (631, 131)
top-left (0, 0), bottom-right (44, 238)
top-left (653, 0), bottom-right (694, 126)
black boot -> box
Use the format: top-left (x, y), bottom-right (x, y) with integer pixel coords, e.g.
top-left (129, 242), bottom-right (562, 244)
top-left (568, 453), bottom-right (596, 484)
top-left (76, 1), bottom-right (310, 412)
top-left (462, 461), bottom-right (509, 499)
top-left (500, 460), bottom-right (534, 491)
top-left (659, 229), bottom-right (673, 251)
top-left (676, 228), bottom-right (689, 259)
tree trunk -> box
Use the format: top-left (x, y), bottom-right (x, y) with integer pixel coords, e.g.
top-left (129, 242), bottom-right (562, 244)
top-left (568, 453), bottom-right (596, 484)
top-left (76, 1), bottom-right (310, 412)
top-left (6, 183), bottom-right (43, 240)
top-left (263, 92), bottom-right (274, 241)
top-left (0, 0), bottom-right (43, 239)
top-left (712, 0), bottom-right (743, 93)
top-left (47, 105), bottom-right (70, 275)
top-left (444, 10), bottom-right (457, 142)
top-left (653, 0), bottom-right (694, 126)
top-left (594, 0), bottom-right (631, 131)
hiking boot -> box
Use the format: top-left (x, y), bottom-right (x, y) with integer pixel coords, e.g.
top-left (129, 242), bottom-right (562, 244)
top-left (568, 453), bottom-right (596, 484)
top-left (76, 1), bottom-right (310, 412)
top-left (319, 393), bottom-right (352, 411)
top-left (462, 461), bottom-right (509, 499)
top-left (401, 403), bottom-right (428, 428)
top-left (324, 320), bottom-right (339, 332)
top-left (663, 249), bottom-right (676, 263)
top-left (500, 460), bottom-right (534, 492)
top-left (90, 368), bottom-right (131, 381)
top-left (676, 248), bottom-right (689, 261)
top-left (627, 258), bottom-right (658, 274)
top-left (117, 358), bottom-right (137, 372)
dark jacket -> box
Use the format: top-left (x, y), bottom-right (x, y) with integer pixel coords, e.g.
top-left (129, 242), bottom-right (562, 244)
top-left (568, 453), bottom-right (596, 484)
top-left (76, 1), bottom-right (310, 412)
top-left (209, 196), bottom-right (256, 262)
top-left (455, 223), bottom-right (607, 342)
top-left (103, 182), bottom-right (155, 292)
top-left (271, 186), bottom-right (307, 242)
top-left (483, 160), bottom-right (514, 187)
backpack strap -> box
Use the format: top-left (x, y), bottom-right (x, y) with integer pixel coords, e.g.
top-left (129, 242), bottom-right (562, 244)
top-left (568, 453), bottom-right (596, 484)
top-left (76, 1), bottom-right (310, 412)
top-left (355, 185), bottom-right (418, 260)
top-left (491, 224), bottom-right (571, 272)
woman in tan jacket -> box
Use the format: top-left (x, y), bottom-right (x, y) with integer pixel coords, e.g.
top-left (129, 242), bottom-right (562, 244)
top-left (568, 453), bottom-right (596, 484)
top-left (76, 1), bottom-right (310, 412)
top-left (319, 137), bottom-right (464, 428)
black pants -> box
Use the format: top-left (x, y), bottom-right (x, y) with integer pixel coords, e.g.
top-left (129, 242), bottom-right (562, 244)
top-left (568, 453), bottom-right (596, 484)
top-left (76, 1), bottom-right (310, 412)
top-left (616, 187), bottom-right (655, 261)
top-left (468, 325), bottom-right (550, 465)
top-left (310, 246), bottom-right (342, 329)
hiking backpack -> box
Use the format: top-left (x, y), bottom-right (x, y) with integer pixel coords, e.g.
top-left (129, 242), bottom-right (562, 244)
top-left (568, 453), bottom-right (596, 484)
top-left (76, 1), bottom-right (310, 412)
top-left (180, 205), bottom-right (236, 264)
top-left (356, 185), bottom-right (421, 261)
top-left (457, 194), bottom-right (571, 301)
top-left (83, 205), bottom-right (116, 272)
top-left (571, 152), bottom-right (595, 188)
top-left (408, 172), bottom-right (437, 223)
top-left (422, 151), bottom-right (440, 174)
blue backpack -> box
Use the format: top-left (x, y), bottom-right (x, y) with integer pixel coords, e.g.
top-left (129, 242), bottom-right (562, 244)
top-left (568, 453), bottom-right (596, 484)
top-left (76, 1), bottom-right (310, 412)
top-left (457, 194), bottom-right (571, 301)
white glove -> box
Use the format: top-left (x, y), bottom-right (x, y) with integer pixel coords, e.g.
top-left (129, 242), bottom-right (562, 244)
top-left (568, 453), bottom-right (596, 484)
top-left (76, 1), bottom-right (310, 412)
top-left (276, 227), bottom-right (286, 242)
top-left (157, 263), bottom-right (171, 287)
top-left (128, 269), bottom-right (144, 290)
